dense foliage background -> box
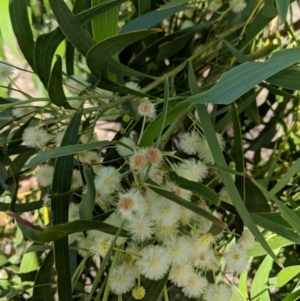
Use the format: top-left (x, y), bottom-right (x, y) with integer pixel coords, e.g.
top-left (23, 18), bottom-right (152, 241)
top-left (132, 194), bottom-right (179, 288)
top-left (1, 0), bottom-right (300, 300)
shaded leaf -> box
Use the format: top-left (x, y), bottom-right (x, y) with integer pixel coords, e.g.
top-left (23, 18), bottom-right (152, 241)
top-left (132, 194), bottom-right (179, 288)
top-left (120, 4), bottom-right (187, 33)
top-left (49, 0), bottom-right (95, 56)
top-left (26, 140), bottom-right (115, 168)
top-left (8, 212), bottom-right (127, 243)
top-left (275, 0), bottom-right (289, 24)
top-left (9, 0), bottom-right (36, 71)
top-left (86, 29), bottom-right (161, 77)
top-left (48, 55), bottom-right (74, 109)
top-left (79, 166), bottom-right (95, 220)
top-left (33, 251), bottom-right (55, 301)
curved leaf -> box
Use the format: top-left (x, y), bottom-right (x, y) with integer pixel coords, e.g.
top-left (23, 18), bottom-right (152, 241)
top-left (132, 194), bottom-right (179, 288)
top-left (190, 47), bottom-right (300, 105)
top-left (8, 213), bottom-right (127, 243)
top-left (26, 140), bottom-right (115, 168)
top-left (86, 29), bottom-right (161, 77)
top-left (49, 0), bottom-right (95, 56)
top-left (48, 55), bottom-right (74, 109)
top-left (33, 251), bottom-right (55, 301)
top-left (275, 265), bottom-right (300, 288)
top-left (79, 166), bottom-right (95, 220)
top-left (9, 0), bottom-right (36, 71)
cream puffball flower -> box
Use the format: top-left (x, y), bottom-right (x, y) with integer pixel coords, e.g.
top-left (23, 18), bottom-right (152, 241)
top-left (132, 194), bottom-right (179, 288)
top-left (239, 228), bottom-right (255, 250)
top-left (35, 165), bottom-right (54, 187)
top-left (116, 137), bottom-right (136, 157)
top-left (125, 81), bottom-right (141, 91)
top-left (117, 189), bottom-right (144, 220)
top-left (12, 107), bottom-right (35, 119)
top-left (71, 169), bottom-right (83, 190)
top-left (204, 283), bottom-right (232, 301)
top-left (164, 236), bottom-right (192, 265)
top-left (230, 0), bottom-right (247, 13)
top-left (179, 131), bottom-right (201, 155)
top-left (129, 149), bottom-right (149, 171)
top-left (138, 100), bottom-right (156, 119)
top-left (136, 245), bottom-right (171, 280)
top-left (146, 147), bottom-right (162, 164)
top-left (94, 166), bottom-right (121, 195)
top-left (22, 126), bottom-right (50, 149)
top-left (224, 243), bottom-right (249, 274)
top-left (176, 159), bottom-right (208, 182)
top-left (198, 133), bottom-right (225, 164)
top-left (182, 273), bottom-right (207, 298)
top-left (127, 214), bottom-right (154, 242)
top-left (69, 202), bottom-right (79, 221)
top-left (169, 263), bottom-right (194, 287)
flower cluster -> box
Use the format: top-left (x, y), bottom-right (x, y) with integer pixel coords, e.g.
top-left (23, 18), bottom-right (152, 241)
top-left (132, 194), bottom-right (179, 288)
top-left (8, 58), bottom-right (252, 299)
top-left (38, 127), bottom-right (252, 299)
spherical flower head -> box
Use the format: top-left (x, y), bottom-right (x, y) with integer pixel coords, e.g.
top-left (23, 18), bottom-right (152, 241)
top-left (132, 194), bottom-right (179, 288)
top-left (154, 223), bottom-right (178, 242)
top-left (204, 283), bottom-right (232, 301)
top-left (178, 206), bottom-right (194, 225)
top-left (146, 147), bottom-right (162, 164)
top-left (117, 189), bottom-right (144, 220)
top-left (76, 235), bottom-right (91, 257)
top-left (71, 169), bottom-right (83, 190)
top-left (126, 242), bottom-right (142, 261)
top-left (116, 137), bottom-right (136, 157)
top-left (35, 165), bottom-right (54, 187)
top-left (230, 0), bottom-right (247, 13)
top-left (80, 132), bottom-right (98, 144)
top-left (127, 214), bottom-right (154, 242)
top-left (218, 187), bottom-right (232, 204)
top-left (169, 263), bottom-right (194, 287)
top-left (164, 236), bottom-right (192, 265)
top-left (129, 149), bottom-right (149, 171)
top-left (138, 100), bottom-right (156, 119)
top-left (55, 131), bottom-right (65, 146)
top-left (90, 236), bottom-right (111, 257)
top-left (12, 107), bottom-right (34, 119)
top-left (179, 131), bottom-right (201, 155)
top-left (94, 166), bottom-right (121, 195)
top-left (69, 202), bottom-right (79, 221)
top-left (132, 286), bottom-right (146, 300)
top-left (198, 133), bottom-right (225, 164)
top-left (239, 228), bottom-right (255, 250)
top-left (22, 126), bottom-right (50, 149)
top-left (102, 213), bottom-right (127, 246)
top-left (83, 151), bottom-right (100, 165)
top-left (125, 81), bottom-right (141, 91)
top-left (109, 263), bottom-right (136, 295)
top-left (193, 248), bottom-right (218, 271)
top-left (224, 243), bottom-right (249, 274)
top-left (164, 182), bottom-right (191, 201)
top-left (182, 273), bottom-right (208, 298)
top-left (148, 165), bottom-right (165, 184)
top-left (175, 159), bottom-right (208, 182)
top-left (0, 62), bottom-right (14, 81)
top-left (136, 245), bottom-right (171, 280)
top-left (150, 197), bottom-right (181, 227)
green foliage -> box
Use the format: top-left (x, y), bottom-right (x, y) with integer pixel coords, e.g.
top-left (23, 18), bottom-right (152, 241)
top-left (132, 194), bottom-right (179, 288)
top-left (1, 0), bottom-right (300, 300)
